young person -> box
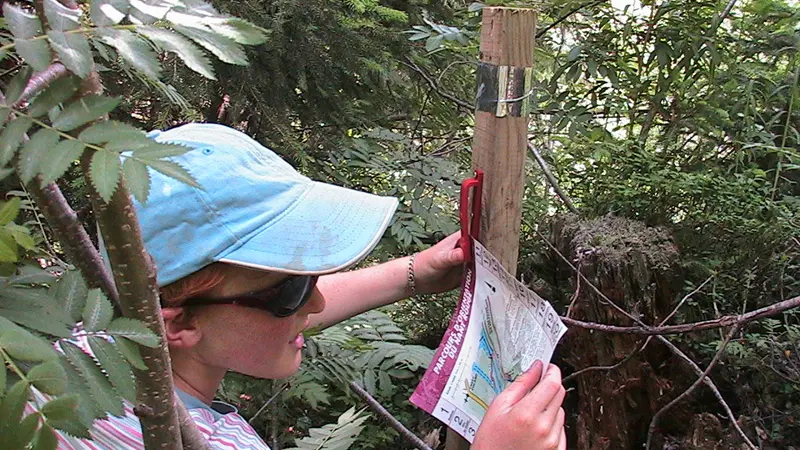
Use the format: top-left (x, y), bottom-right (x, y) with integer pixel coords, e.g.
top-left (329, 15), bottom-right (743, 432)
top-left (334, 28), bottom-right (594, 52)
top-left (50, 124), bottom-right (566, 449)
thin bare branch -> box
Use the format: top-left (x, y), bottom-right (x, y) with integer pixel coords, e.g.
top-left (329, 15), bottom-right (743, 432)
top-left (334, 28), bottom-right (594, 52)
top-left (646, 325), bottom-right (744, 450)
top-left (527, 143), bottom-right (578, 214)
top-left (403, 57), bottom-right (474, 112)
top-left (349, 381), bottom-right (433, 450)
top-left (561, 295), bottom-right (800, 335)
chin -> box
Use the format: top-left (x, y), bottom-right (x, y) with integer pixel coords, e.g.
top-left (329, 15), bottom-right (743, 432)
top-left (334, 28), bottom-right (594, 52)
top-left (250, 351), bottom-right (303, 380)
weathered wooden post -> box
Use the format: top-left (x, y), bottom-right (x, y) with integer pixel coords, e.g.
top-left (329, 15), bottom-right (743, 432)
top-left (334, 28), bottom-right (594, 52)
top-left (445, 7), bottom-right (537, 450)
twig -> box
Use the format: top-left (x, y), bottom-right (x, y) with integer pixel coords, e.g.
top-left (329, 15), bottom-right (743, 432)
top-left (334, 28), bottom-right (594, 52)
top-left (535, 0), bottom-right (606, 39)
top-left (660, 275), bottom-right (715, 326)
top-left (528, 143), bottom-right (578, 214)
top-left (248, 382), bottom-right (290, 425)
top-left (349, 381), bottom-right (433, 450)
top-left (403, 57), bottom-right (474, 112)
top-left (646, 324), bottom-right (742, 449)
top-left (562, 339), bottom-right (645, 384)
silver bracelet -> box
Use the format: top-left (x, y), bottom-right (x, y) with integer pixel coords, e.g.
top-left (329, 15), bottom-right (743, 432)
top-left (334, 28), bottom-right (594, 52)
top-left (407, 253), bottom-right (417, 296)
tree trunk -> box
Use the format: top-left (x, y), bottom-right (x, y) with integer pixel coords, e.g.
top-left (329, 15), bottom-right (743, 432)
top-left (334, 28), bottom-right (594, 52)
top-left (551, 214), bottom-right (682, 450)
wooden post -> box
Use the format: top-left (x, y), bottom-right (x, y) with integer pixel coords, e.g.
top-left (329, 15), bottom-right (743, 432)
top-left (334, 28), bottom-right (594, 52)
top-left (445, 7), bottom-right (536, 450)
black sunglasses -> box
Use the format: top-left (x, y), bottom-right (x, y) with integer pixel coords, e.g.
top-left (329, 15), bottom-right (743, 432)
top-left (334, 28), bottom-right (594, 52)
top-left (182, 275), bottom-right (318, 317)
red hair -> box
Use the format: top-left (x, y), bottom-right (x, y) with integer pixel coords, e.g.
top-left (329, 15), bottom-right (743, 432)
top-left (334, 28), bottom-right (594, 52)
top-left (159, 263), bottom-right (226, 307)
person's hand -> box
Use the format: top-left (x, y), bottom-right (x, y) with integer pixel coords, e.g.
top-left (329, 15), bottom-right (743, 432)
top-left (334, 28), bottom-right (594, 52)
top-left (472, 361), bottom-right (567, 450)
top-left (412, 232), bottom-right (465, 295)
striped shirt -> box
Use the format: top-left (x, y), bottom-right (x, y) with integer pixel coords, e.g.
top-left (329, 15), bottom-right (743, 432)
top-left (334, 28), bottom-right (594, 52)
top-left (26, 334), bottom-right (271, 449)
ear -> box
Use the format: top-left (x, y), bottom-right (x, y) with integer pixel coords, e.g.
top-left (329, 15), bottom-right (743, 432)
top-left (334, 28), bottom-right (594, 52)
top-left (162, 307), bottom-right (202, 349)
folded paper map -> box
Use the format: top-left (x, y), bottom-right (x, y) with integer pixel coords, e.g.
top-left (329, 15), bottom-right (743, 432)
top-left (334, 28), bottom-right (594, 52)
top-left (410, 238), bottom-right (568, 442)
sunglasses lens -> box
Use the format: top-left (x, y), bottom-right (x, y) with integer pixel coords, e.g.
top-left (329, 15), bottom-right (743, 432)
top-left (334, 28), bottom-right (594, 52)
top-left (268, 276), bottom-right (317, 317)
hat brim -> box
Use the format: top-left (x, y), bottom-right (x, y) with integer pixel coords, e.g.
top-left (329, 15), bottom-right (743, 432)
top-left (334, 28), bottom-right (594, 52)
top-left (216, 181), bottom-right (398, 275)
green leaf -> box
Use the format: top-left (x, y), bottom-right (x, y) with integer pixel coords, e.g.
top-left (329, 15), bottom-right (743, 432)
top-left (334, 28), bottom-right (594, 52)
top-left (27, 359), bottom-right (67, 396)
top-left (0, 168), bottom-right (13, 182)
top-left (133, 142), bottom-right (192, 159)
top-left (91, 0), bottom-right (129, 27)
top-left (0, 284), bottom-right (75, 336)
top-left (97, 29), bottom-right (161, 79)
top-left (52, 356), bottom-right (95, 438)
top-left (43, 0), bottom-right (81, 31)
top-left (88, 337), bottom-right (136, 402)
top-left (0, 307), bottom-right (71, 338)
top-left (6, 265), bottom-right (54, 285)
top-left (0, 316), bottom-right (58, 362)
top-left (0, 381), bottom-right (30, 436)
top-left (61, 341), bottom-right (123, 417)
top-left (40, 395), bottom-right (79, 422)
top-left (9, 227), bottom-right (34, 251)
top-left (202, 17), bottom-right (268, 45)
top-left (425, 34), bottom-right (443, 52)
top-left (0, 353), bottom-right (6, 400)
top-left (18, 128), bottom-right (60, 184)
top-left (33, 423), bottom-right (58, 450)
top-left (140, 158), bottom-right (200, 188)
top-left (40, 139), bottom-right (84, 185)
top-left (52, 95), bottom-right (121, 131)
top-left (4, 66), bottom-right (33, 106)
top-left (139, 26), bottom-right (216, 79)
top-left (113, 337), bottom-right (147, 370)
top-left (28, 75), bottom-right (80, 117)
top-left (51, 269), bottom-right (88, 323)
top-left (0, 231), bottom-right (18, 262)
top-left (285, 406), bottom-right (368, 450)
top-left (0, 197), bottom-right (21, 225)
top-left (3, 4), bottom-right (42, 39)
top-left (82, 289), bottom-right (114, 332)
top-left (175, 25), bottom-right (248, 65)
top-left (48, 31), bottom-right (94, 78)
top-left (107, 317), bottom-right (159, 347)
top-left (7, 406), bottom-right (39, 449)
top-left (16, 38), bottom-right (53, 72)
top-left (90, 150), bottom-right (122, 202)
top-left (567, 45), bottom-right (582, 62)
top-left (0, 116), bottom-right (33, 166)
top-left (122, 158), bottom-right (151, 204)
top-left (79, 120), bottom-right (145, 144)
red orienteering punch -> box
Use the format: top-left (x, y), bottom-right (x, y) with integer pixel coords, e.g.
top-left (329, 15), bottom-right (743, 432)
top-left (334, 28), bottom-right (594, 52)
top-left (458, 170), bottom-right (484, 262)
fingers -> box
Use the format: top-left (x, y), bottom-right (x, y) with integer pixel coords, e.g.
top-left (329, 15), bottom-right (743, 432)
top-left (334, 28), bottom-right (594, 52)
top-left (557, 426), bottom-right (567, 450)
top-left (519, 364), bottom-right (564, 414)
top-left (490, 360), bottom-right (544, 410)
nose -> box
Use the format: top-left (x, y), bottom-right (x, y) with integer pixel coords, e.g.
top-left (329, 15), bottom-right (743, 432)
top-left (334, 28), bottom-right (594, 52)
top-left (300, 287), bottom-right (325, 315)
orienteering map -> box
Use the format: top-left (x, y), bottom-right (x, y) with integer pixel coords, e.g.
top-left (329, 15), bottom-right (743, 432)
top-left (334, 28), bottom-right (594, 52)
top-left (410, 238), bottom-right (568, 442)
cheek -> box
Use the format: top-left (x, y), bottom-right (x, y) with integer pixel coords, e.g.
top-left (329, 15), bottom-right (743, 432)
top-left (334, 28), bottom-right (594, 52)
top-left (200, 308), bottom-right (303, 378)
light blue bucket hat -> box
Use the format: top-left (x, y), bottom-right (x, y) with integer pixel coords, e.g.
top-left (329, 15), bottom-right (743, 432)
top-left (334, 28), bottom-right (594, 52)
top-left (132, 123), bottom-right (399, 286)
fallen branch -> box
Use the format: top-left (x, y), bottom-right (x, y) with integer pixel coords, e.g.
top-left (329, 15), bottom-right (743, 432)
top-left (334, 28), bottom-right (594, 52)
top-left (349, 381), bottom-right (433, 450)
top-left (560, 294), bottom-right (800, 335)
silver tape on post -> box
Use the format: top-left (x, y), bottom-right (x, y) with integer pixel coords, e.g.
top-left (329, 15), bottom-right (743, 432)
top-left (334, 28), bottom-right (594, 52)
top-left (475, 62), bottom-right (533, 117)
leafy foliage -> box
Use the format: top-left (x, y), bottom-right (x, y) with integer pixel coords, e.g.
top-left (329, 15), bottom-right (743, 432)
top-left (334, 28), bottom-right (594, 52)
top-left (0, 1), bottom-right (268, 446)
top-left (284, 407), bottom-right (369, 450)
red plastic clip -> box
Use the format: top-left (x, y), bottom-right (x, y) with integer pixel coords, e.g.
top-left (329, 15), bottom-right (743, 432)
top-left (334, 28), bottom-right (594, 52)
top-left (458, 170), bottom-right (484, 262)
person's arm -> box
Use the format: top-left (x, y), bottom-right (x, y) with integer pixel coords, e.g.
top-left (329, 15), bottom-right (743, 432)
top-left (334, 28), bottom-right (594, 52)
top-left (310, 232), bottom-right (464, 328)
